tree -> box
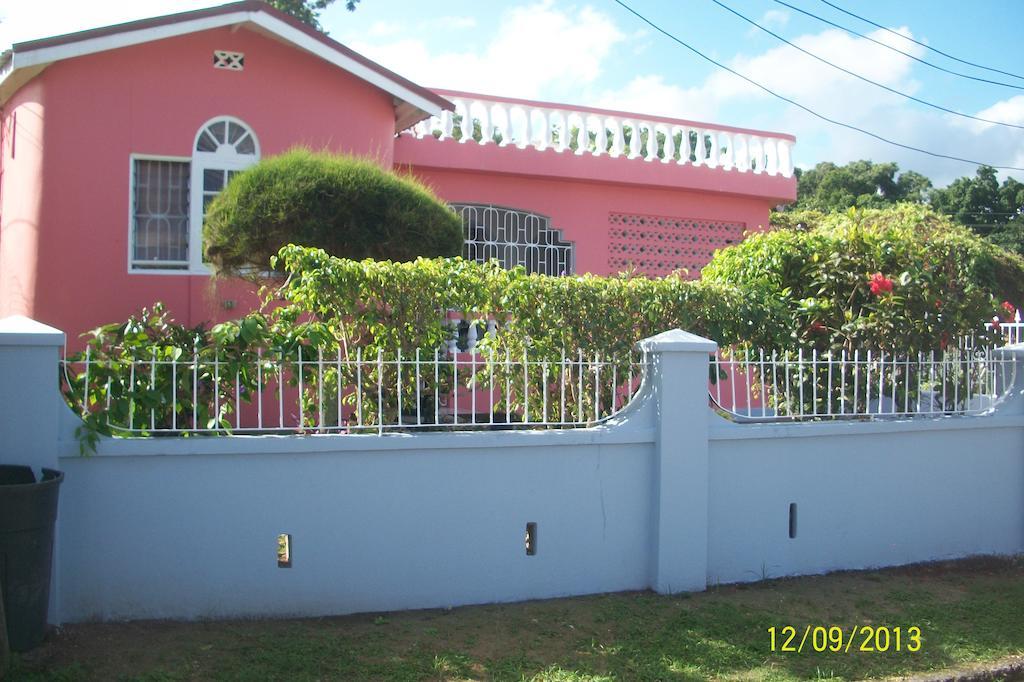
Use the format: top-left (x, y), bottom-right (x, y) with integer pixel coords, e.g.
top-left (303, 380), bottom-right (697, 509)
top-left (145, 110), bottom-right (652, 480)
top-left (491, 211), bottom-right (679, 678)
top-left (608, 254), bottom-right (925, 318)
top-left (203, 149), bottom-right (464, 279)
top-left (929, 165), bottom-right (1024, 240)
top-left (264, 0), bottom-right (360, 30)
top-left (787, 160), bottom-right (1024, 257)
top-left (792, 160), bottom-right (933, 212)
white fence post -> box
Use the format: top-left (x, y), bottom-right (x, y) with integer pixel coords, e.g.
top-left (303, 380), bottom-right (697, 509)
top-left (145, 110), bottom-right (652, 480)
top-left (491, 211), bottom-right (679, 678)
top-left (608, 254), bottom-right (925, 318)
top-left (0, 316), bottom-right (66, 625)
top-left (0, 316), bottom-right (66, 473)
top-left (638, 328), bottom-right (717, 593)
top-left (993, 343), bottom-right (1024, 415)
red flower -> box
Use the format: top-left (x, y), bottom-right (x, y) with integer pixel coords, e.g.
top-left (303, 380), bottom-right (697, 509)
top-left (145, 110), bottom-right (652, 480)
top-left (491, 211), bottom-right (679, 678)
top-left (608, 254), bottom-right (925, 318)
top-left (808, 321), bottom-right (826, 334)
top-left (992, 316), bottom-right (1002, 331)
top-left (868, 272), bottom-right (894, 296)
top-left (934, 299), bottom-right (942, 309)
top-left (1002, 301), bottom-right (1016, 317)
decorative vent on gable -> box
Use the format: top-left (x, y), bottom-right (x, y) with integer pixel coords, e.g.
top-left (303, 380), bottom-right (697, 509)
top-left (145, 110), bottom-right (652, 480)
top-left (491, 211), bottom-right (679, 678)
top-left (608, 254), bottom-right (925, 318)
top-left (213, 51), bottom-right (244, 70)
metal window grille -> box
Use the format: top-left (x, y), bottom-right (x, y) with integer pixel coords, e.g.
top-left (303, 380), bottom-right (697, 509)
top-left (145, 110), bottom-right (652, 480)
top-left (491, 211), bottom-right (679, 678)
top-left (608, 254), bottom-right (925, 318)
top-left (451, 204), bottom-right (574, 276)
top-left (131, 159), bottom-right (190, 268)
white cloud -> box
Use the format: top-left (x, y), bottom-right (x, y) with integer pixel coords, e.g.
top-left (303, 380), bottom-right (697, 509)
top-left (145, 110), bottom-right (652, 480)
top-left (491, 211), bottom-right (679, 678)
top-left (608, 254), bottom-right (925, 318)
top-left (596, 75), bottom-right (716, 121)
top-left (747, 9), bottom-right (788, 37)
top-left (0, 1), bottom-right (215, 47)
top-left (598, 26), bottom-right (922, 125)
top-left (367, 21), bottom-right (402, 38)
top-left (760, 9), bottom-right (789, 29)
top-left (346, 0), bottom-right (624, 98)
top-left (423, 16), bottom-right (478, 31)
top-left (971, 95), bottom-right (1024, 130)
top-left (595, 23), bottom-right (1024, 184)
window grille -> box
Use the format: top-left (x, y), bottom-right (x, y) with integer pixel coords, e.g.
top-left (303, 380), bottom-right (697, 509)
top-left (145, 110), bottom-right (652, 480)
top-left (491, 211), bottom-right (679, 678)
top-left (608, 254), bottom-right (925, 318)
top-left (451, 204), bottom-right (574, 276)
top-left (129, 117), bottom-right (258, 272)
top-left (131, 159), bottom-right (190, 268)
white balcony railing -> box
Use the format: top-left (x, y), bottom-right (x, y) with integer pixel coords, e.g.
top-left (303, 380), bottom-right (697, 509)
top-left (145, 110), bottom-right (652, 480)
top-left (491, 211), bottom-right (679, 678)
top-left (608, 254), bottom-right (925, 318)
top-left (407, 90), bottom-right (795, 178)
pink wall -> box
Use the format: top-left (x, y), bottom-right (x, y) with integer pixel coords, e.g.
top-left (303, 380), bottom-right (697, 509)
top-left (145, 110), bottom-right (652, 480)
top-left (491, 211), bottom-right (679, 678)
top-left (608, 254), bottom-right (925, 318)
top-left (1, 27), bottom-right (797, 346)
top-left (397, 138), bottom-right (785, 277)
top-left (0, 80), bottom-right (46, 318)
top-left (4, 26), bottom-right (397, 346)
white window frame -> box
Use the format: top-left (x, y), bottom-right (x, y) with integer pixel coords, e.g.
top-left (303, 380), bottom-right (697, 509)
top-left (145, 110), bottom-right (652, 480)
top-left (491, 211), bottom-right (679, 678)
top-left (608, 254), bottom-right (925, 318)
top-left (127, 153), bottom-right (192, 275)
top-left (128, 116), bottom-right (260, 275)
top-left (189, 115), bottom-right (260, 272)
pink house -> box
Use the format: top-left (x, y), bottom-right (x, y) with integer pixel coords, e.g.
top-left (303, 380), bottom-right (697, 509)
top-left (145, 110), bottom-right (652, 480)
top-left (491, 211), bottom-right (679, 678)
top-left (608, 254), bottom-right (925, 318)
top-left (0, 1), bottom-right (796, 344)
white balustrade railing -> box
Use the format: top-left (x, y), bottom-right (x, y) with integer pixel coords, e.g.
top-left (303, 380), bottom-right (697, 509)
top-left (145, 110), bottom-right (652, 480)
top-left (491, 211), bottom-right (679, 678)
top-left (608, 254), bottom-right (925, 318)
top-left (407, 90), bottom-right (795, 178)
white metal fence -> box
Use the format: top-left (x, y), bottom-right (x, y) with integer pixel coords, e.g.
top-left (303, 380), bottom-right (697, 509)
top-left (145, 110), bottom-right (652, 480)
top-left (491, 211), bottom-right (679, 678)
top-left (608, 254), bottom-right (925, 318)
top-left (63, 336), bottom-right (1019, 434)
top-left (987, 309), bottom-right (1024, 346)
top-left (709, 347), bottom-right (1015, 421)
top-left (62, 346), bottom-right (648, 436)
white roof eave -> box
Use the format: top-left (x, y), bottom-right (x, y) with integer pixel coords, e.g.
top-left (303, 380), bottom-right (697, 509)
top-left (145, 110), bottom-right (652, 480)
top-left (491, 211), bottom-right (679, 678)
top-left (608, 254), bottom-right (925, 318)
top-left (0, 9), bottom-right (444, 131)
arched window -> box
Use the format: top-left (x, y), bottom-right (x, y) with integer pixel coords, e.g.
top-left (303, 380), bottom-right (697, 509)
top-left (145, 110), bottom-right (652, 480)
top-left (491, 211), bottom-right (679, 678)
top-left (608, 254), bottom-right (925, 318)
top-left (450, 204), bottom-right (574, 276)
top-left (189, 117), bottom-right (259, 268)
top-left (130, 116), bottom-right (259, 272)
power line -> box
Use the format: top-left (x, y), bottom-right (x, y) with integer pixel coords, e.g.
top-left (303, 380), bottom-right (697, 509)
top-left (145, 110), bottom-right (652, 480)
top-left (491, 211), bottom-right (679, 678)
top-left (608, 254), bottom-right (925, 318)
top-left (771, 0), bottom-right (1024, 91)
top-left (817, 0), bottom-right (1024, 83)
top-left (710, 0), bottom-right (1024, 130)
top-left (608, 0), bottom-right (1024, 172)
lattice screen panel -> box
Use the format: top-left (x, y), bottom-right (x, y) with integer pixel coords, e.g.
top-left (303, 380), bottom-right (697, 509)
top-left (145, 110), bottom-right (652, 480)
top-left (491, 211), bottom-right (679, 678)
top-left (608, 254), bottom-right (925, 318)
top-left (607, 212), bottom-right (745, 278)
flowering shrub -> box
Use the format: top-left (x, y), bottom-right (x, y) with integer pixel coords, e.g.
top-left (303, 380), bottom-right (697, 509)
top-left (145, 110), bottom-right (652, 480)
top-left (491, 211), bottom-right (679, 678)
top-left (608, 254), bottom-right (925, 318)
top-left (703, 205), bottom-right (1024, 353)
top-left (868, 272), bottom-right (894, 296)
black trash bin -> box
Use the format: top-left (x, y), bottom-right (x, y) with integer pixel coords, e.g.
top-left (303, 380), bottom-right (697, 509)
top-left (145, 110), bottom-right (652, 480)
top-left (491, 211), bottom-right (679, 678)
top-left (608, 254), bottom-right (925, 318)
top-left (0, 465), bottom-right (63, 652)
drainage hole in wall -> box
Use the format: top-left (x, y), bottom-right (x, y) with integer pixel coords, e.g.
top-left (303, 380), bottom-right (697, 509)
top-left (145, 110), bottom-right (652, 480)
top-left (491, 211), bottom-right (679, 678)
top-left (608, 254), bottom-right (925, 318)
top-left (525, 522), bottom-right (537, 556)
top-left (277, 533), bottom-right (292, 567)
top-left (788, 503), bottom-right (797, 539)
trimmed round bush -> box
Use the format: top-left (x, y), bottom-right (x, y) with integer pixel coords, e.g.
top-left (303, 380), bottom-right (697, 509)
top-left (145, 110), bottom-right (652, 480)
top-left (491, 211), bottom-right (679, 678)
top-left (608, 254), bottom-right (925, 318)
top-left (203, 149), bottom-right (464, 278)
top-left (702, 204), bottom-right (1024, 352)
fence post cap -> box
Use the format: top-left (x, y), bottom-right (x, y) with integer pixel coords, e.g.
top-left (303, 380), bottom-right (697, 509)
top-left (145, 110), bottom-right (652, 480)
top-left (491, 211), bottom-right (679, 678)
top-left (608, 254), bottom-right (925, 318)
top-left (638, 329), bottom-right (717, 353)
top-left (0, 315), bottom-right (65, 347)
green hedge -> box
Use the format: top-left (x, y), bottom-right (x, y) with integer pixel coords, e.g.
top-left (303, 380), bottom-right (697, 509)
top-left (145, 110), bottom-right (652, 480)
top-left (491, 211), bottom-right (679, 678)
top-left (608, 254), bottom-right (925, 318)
top-left (63, 251), bottom-right (790, 441)
top-left (264, 244), bottom-right (792, 359)
top-left (203, 149), bottom-right (464, 278)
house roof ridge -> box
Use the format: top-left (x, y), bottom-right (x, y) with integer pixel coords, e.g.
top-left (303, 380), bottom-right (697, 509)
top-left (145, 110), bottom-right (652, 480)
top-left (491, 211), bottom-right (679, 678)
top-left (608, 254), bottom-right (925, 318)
top-left (2, 1), bottom-right (453, 127)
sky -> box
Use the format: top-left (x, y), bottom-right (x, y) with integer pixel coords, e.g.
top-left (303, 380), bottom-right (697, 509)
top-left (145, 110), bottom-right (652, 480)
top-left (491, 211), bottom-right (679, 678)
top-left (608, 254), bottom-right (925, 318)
top-left (2, 0), bottom-right (1022, 187)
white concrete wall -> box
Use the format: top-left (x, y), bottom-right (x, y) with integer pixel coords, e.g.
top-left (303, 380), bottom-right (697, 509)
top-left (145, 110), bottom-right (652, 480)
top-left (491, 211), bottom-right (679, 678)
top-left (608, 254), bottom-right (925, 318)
top-left (3, 316), bottom-right (1023, 625)
top-left (54, 428), bottom-right (657, 621)
top-left (707, 415), bottom-right (1024, 585)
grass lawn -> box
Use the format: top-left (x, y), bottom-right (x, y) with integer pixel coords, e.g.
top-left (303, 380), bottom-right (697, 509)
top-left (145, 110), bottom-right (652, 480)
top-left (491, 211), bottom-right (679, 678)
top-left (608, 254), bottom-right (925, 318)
top-left (10, 556), bottom-right (1024, 681)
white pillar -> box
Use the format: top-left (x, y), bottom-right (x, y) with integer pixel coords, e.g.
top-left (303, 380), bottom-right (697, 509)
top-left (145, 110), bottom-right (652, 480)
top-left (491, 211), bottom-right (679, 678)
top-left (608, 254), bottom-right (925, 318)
top-left (0, 316), bottom-right (67, 625)
top-left (0, 316), bottom-right (65, 474)
top-left (638, 328), bottom-right (716, 594)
